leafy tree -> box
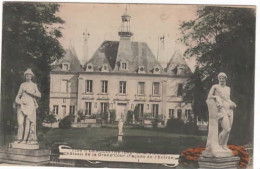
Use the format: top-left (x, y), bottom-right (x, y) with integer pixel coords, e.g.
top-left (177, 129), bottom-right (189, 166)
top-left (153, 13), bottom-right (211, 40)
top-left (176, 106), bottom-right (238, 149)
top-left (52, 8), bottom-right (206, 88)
top-left (180, 6), bottom-right (255, 144)
top-left (43, 112), bottom-right (57, 127)
top-left (1, 3), bottom-right (65, 134)
top-left (183, 67), bottom-right (208, 122)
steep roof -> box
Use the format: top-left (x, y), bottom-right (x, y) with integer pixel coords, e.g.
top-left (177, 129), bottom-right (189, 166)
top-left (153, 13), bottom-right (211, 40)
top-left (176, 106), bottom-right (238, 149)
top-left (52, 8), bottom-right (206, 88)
top-left (85, 40), bottom-right (163, 74)
top-left (52, 45), bottom-right (83, 72)
top-left (166, 51), bottom-right (192, 74)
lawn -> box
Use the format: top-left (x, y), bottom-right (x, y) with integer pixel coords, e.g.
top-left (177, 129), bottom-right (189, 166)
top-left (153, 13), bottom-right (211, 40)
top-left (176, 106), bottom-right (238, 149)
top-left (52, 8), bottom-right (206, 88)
top-left (38, 127), bottom-right (207, 154)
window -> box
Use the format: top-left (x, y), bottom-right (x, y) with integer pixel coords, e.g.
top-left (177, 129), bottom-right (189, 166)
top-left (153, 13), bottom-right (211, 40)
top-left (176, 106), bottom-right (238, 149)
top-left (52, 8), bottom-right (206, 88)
top-left (53, 105), bottom-right (59, 115)
top-left (119, 81), bottom-right (126, 94)
top-left (153, 82), bottom-right (160, 95)
top-left (122, 62), bottom-right (127, 70)
top-left (152, 104), bottom-right (159, 118)
top-left (101, 102), bottom-right (109, 114)
top-left (138, 82), bottom-right (145, 95)
top-left (177, 84), bottom-right (183, 97)
top-left (185, 109), bottom-right (192, 121)
top-left (137, 104), bottom-right (144, 117)
top-left (70, 106), bottom-right (75, 115)
top-left (177, 109), bottom-right (182, 119)
top-left (62, 105), bottom-right (66, 115)
top-left (85, 102), bottom-right (92, 115)
top-left (61, 79), bottom-right (69, 93)
top-left (85, 80), bottom-right (93, 93)
top-left (101, 80), bottom-right (108, 93)
top-left (169, 109), bottom-right (174, 118)
top-left (62, 63), bottom-right (69, 71)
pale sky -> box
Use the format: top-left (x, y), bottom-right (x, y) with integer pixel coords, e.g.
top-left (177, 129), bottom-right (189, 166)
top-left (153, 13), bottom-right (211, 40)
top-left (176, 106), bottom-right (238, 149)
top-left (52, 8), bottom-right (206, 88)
top-left (56, 3), bottom-right (198, 69)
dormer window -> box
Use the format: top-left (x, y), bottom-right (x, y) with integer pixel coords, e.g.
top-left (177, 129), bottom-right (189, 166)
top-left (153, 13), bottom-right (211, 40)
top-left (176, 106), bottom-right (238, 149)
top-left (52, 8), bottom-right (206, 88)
top-left (119, 60), bottom-right (128, 71)
top-left (153, 66), bottom-right (160, 74)
top-left (62, 63), bottom-right (70, 71)
top-left (86, 63), bottom-right (94, 72)
top-left (137, 66), bottom-right (145, 74)
top-left (177, 65), bottom-right (185, 75)
top-left (122, 62), bottom-right (127, 70)
top-left (101, 64), bottom-right (109, 72)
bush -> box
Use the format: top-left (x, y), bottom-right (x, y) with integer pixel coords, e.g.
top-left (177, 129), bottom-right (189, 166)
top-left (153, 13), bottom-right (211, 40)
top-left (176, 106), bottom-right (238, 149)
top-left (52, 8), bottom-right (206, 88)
top-left (152, 118), bottom-right (159, 128)
top-left (109, 109), bottom-right (116, 123)
top-left (59, 115), bottom-right (74, 129)
top-left (183, 122), bottom-right (199, 134)
top-left (126, 111), bottom-right (133, 124)
top-left (166, 118), bottom-right (185, 132)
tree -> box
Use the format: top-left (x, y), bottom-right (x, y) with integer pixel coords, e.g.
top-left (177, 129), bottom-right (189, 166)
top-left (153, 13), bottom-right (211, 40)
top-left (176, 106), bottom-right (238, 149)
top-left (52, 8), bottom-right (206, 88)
top-left (179, 6), bottom-right (255, 144)
top-left (183, 67), bottom-right (208, 122)
top-left (43, 112), bottom-right (57, 128)
top-left (1, 2), bottom-right (65, 135)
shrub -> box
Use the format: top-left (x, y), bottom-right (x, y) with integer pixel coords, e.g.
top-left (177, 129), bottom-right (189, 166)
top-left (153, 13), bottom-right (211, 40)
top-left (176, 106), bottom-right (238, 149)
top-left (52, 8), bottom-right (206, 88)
top-left (133, 105), bottom-right (140, 122)
top-left (183, 122), bottom-right (199, 134)
top-left (143, 113), bottom-right (153, 120)
top-left (101, 111), bottom-right (108, 123)
top-left (126, 111), bottom-right (133, 124)
top-left (152, 118), bottom-right (159, 128)
top-left (59, 115), bottom-right (74, 129)
top-left (109, 109), bottom-right (116, 123)
top-left (166, 118), bottom-right (185, 132)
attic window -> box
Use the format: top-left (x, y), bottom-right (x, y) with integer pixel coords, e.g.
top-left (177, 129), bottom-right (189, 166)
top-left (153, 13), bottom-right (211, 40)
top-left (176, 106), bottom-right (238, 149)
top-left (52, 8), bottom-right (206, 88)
top-left (101, 64), bottom-right (109, 72)
top-left (153, 66), bottom-right (160, 74)
top-left (137, 66), bottom-right (145, 74)
top-left (86, 63), bottom-right (94, 72)
top-left (122, 63), bottom-right (127, 70)
top-left (62, 63), bottom-right (70, 71)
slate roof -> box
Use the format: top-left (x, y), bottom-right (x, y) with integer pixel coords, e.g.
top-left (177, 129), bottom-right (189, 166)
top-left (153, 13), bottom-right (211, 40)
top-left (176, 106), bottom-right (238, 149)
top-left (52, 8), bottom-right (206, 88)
top-left (84, 41), bottom-right (163, 74)
top-left (52, 45), bottom-right (83, 72)
top-left (166, 51), bottom-right (192, 74)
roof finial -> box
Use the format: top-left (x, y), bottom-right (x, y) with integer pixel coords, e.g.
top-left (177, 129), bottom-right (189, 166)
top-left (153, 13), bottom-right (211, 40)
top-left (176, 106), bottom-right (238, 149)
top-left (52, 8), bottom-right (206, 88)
top-left (125, 5), bottom-right (127, 13)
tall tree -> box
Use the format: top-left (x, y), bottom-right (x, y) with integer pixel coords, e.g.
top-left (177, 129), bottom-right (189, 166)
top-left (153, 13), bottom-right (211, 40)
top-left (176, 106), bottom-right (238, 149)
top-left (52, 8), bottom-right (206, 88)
top-left (183, 67), bottom-right (208, 122)
top-left (1, 2), bottom-right (65, 141)
top-left (180, 6), bottom-right (255, 145)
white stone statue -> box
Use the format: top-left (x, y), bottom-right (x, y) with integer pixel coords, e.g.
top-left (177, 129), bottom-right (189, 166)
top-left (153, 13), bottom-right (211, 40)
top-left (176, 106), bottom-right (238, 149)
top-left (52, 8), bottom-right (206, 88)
top-left (202, 72), bottom-right (236, 157)
top-left (12, 68), bottom-right (41, 148)
top-left (118, 116), bottom-right (124, 136)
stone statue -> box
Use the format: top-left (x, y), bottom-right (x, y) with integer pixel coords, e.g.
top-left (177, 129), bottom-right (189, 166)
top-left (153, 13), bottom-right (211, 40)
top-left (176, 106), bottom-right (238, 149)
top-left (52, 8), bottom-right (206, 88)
top-left (202, 72), bottom-right (236, 157)
top-left (118, 117), bottom-right (124, 136)
top-left (12, 68), bottom-right (41, 149)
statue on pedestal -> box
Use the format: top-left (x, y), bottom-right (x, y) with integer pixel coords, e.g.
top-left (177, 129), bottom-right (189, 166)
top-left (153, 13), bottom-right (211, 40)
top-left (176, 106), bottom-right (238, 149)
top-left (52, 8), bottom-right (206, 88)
top-left (117, 114), bottom-right (124, 143)
top-left (202, 72), bottom-right (236, 157)
top-left (11, 68), bottom-right (41, 149)
top-left (118, 117), bottom-right (124, 136)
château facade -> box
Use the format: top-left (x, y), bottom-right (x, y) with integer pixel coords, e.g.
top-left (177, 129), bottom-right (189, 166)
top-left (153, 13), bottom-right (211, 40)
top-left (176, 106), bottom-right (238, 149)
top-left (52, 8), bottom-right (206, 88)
top-left (49, 11), bottom-right (193, 124)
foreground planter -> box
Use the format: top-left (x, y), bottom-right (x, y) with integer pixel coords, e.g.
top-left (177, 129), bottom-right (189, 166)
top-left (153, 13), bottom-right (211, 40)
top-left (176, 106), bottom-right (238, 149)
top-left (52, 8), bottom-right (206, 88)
top-left (179, 145), bottom-right (249, 168)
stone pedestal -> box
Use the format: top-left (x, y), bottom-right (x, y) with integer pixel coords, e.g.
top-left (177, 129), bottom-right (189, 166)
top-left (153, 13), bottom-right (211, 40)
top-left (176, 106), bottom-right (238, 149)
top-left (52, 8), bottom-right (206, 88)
top-left (0, 148), bottom-right (51, 166)
top-left (198, 156), bottom-right (240, 169)
top-left (9, 142), bottom-right (39, 150)
top-left (118, 135), bottom-right (123, 143)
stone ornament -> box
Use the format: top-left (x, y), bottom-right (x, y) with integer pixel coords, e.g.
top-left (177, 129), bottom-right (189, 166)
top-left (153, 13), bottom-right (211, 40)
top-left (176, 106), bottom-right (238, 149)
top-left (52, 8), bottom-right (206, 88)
top-left (202, 72), bottom-right (236, 157)
top-left (10, 68), bottom-right (41, 149)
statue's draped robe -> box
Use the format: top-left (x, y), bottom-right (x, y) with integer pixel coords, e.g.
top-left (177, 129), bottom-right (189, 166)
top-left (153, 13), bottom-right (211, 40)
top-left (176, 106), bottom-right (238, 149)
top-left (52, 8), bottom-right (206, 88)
top-left (202, 85), bottom-right (234, 157)
top-left (15, 82), bottom-right (40, 142)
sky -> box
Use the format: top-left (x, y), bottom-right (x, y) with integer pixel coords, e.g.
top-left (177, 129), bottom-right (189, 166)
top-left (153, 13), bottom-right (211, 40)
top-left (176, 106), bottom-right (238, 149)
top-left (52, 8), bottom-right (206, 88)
top-left (56, 3), bottom-right (198, 70)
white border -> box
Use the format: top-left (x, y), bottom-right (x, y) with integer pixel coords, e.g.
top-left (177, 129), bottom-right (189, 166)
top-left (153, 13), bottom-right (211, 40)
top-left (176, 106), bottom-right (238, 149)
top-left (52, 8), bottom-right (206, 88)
top-left (0, 0), bottom-right (259, 169)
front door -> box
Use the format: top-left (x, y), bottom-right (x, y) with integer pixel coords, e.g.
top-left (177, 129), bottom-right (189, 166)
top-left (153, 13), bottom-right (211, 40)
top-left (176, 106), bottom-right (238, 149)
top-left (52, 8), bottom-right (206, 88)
top-left (116, 103), bottom-right (127, 121)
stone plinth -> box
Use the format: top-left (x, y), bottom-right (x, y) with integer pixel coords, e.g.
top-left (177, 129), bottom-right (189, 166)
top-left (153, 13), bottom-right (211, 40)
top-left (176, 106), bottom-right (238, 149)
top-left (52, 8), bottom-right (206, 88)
top-left (9, 142), bottom-right (39, 150)
top-left (198, 156), bottom-right (240, 169)
top-left (118, 135), bottom-right (123, 143)
top-left (0, 148), bottom-right (51, 166)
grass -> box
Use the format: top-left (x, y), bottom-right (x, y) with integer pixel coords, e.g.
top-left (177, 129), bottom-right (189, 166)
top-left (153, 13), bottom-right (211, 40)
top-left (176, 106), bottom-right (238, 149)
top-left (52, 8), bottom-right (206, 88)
top-left (37, 127), bottom-right (207, 154)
